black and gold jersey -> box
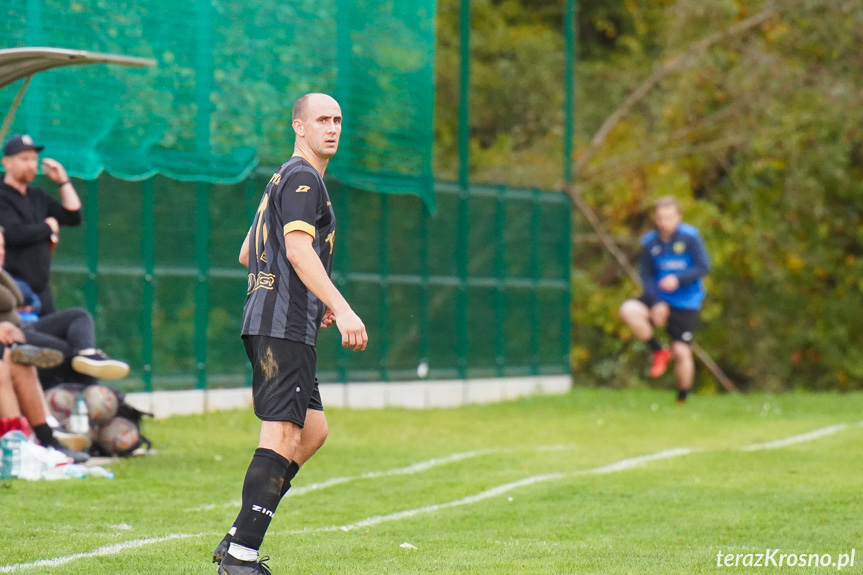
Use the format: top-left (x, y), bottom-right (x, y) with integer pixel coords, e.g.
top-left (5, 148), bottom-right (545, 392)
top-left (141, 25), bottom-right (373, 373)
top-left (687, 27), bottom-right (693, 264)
top-left (241, 156), bottom-right (336, 346)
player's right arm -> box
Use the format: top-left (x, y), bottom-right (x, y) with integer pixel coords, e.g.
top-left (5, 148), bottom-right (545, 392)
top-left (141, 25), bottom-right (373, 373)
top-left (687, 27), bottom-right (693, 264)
top-left (238, 229), bottom-right (251, 267)
top-left (638, 241), bottom-right (660, 306)
top-left (284, 230), bottom-right (367, 351)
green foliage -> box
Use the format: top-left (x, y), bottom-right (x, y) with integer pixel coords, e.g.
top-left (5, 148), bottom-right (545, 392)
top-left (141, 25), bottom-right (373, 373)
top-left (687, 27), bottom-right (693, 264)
top-left (435, 0), bottom-right (566, 186)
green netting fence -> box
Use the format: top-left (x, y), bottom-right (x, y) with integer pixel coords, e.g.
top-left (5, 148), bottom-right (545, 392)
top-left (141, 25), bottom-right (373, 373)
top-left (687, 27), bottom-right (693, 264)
top-left (0, 0), bottom-right (435, 207)
top-left (47, 172), bottom-right (571, 392)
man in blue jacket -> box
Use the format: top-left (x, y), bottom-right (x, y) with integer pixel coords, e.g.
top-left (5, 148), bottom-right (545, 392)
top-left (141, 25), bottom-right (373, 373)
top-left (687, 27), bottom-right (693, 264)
top-left (619, 196), bottom-right (710, 403)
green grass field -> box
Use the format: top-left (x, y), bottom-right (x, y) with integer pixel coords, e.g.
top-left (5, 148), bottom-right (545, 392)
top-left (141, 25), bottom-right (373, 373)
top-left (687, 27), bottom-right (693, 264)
top-left (1, 388), bottom-right (861, 574)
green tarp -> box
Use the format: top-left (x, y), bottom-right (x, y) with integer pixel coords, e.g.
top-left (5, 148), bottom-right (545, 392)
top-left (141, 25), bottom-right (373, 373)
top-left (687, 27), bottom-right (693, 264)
top-left (0, 0), bottom-right (436, 207)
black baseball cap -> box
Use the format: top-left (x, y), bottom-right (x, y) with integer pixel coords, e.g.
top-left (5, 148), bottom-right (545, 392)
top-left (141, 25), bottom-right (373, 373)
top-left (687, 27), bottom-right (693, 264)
top-left (3, 134), bottom-right (44, 157)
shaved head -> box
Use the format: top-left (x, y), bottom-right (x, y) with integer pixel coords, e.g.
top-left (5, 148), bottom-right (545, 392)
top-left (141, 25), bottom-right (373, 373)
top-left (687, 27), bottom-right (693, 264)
top-left (292, 93), bottom-right (338, 122)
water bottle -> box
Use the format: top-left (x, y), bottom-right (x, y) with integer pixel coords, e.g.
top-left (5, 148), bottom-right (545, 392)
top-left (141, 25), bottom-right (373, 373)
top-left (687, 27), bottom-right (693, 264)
top-left (62, 464), bottom-right (114, 479)
top-left (69, 395), bottom-right (90, 435)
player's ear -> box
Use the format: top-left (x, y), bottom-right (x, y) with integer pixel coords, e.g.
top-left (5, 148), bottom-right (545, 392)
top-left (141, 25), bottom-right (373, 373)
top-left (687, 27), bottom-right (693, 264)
top-left (292, 118), bottom-right (304, 137)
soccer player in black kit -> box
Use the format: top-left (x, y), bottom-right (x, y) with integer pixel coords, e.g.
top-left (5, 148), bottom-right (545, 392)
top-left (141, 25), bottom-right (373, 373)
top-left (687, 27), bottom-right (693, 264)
top-left (214, 93), bottom-right (368, 575)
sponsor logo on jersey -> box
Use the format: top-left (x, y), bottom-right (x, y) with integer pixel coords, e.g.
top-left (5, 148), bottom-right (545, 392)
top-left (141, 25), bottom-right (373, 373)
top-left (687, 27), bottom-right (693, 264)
top-left (248, 272), bottom-right (276, 294)
top-left (295, 185), bottom-right (310, 193)
top-left (673, 241), bottom-right (686, 254)
top-left (659, 260), bottom-right (688, 271)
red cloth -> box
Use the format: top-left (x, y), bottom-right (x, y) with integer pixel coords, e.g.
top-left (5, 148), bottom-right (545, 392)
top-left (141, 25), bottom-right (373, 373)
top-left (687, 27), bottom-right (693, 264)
top-left (0, 416), bottom-right (33, 439)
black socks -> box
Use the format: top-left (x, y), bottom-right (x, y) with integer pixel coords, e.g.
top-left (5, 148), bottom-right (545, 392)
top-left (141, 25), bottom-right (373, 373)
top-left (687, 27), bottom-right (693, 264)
top-left (33, 424), bottom-right (59, 448)
top-left (647, 338), bottom-right (662, 352)
top-left (677, 389), bottom-right (689, 403)
top-left (280, 461), bottom-right (300, 498)
top-left (232, 448), bottom-right (295, 551)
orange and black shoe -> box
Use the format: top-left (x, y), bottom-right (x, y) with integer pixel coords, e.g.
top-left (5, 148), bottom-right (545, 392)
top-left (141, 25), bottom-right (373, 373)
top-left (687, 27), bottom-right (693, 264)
top-left (649, 349), bottom-right (672, 378)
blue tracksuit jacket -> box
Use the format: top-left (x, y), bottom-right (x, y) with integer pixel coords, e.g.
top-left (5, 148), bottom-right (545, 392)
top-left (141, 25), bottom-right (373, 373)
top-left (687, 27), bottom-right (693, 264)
top-left (639, 223), bottom-right (709, 310)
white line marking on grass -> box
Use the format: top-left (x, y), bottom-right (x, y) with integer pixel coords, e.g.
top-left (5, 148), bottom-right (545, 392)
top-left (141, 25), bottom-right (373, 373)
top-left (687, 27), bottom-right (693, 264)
top-left (191, 444), bottom-right (577, 512)
top-left (288, 449), bottom-right (505, 498)
top-left (274, 447), bottom-right (693, 536)
top-left (740, 423), bottom-right (849, 451)
top-left (0, 533), bottom-right (196, 573)
top-left (572, 447), bottom-right (694, 475)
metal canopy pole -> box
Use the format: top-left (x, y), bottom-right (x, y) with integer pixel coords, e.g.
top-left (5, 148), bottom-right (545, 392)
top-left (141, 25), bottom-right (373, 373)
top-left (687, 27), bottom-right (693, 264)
top-left (0, 76), bottom-right (32, 144)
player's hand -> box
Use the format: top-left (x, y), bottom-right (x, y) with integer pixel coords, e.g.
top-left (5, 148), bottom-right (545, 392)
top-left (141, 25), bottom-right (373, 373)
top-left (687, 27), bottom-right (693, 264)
top-left (41, 158), bottom-right (68, 184)
top-left (658, 274), bottom-right (680, 292)
top-left (334, 307), bottom-right (368, 351)
top-left (0, 321), bottom-right (26, 345)
top-left (44, 217), bottom-right (59, 235)
top-left (649, 302), bottom-right (670, 328)
top-left (320, 308), bottom-right (336, 329)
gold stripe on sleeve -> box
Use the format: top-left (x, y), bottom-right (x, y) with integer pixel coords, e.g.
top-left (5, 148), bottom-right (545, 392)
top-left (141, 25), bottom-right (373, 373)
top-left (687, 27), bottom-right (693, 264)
top-left (284, 220), bottom-right (315, 238)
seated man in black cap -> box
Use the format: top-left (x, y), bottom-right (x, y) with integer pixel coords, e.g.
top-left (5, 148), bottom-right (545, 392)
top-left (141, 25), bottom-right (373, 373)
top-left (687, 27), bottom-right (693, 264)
top-left (0, 134), bottom-right (82, 316)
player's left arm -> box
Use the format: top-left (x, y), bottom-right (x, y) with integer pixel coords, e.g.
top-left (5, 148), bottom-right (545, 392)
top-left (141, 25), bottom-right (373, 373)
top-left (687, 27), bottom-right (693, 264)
top-left (676, 233), bottom-right (710, 286)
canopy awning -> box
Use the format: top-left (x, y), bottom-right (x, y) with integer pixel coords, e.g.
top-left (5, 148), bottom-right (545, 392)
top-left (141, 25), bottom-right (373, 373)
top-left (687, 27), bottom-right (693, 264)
top-left (0, 47), bottom-right (156, 144)
top-left (0, 47), bottom-right (156, 90)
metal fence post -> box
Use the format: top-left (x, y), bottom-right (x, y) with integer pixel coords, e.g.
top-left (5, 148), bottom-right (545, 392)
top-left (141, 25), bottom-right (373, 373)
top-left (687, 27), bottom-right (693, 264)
top-left (194, 182), bottom-right (210, 390)
top-left (84, 179), bottom-right (99, 316)
top-left (141, 178), bottom-right (155, 392)
top-left (564, 0), bottom-right (577, 373)
top-left (456, 0), bottom-right (471, 380)
top-left (194, 0), bottom-right (212, 390)
top-left (530, 189), bottom-right (542, 376)
top-left (418, 196), bottom-right (430, 376)
top-left (378, 193), bottom-right (390, 382)
top-left (494, 185), bottom-right (507, 377)
top-left (564, 0), bottom-right (576, 185)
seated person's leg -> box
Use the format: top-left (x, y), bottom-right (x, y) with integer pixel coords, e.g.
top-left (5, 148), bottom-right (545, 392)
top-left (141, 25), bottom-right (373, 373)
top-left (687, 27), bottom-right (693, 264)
top-left (27, 308), bottom-right (129, 380)
top-left (1, 350), bottom-right (88, 462)
top-left (0, 359), bottom-right (21, 418)
top-left (23, 328), bottom-right (93, 389)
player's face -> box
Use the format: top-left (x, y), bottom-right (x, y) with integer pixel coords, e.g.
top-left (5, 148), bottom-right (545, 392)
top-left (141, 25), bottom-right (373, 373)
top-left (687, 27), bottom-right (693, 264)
top-left (1, 150), bottom-right (39, 185)
top-left (654, 205), bottom-right (681, 238)
top-left (300, 95), bottom-right (342, 159)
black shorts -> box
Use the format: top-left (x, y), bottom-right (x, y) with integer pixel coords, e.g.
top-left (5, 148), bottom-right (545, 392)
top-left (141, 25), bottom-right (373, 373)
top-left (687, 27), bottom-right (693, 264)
top-left (242, 334), bottom-right (323, 427)
top-left (637, 296), bottom-right (699, 343)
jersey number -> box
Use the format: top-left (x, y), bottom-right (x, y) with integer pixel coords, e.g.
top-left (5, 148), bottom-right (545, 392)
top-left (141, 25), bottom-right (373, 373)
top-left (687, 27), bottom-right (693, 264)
top-left (254, 193), bottom-right (270, 263)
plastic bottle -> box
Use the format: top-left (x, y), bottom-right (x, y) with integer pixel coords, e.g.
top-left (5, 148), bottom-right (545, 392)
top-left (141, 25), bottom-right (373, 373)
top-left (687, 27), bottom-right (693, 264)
top-left (69, 395), bottom-right (90, 435)
top-left (62, 464), bottom-right (114, 479)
